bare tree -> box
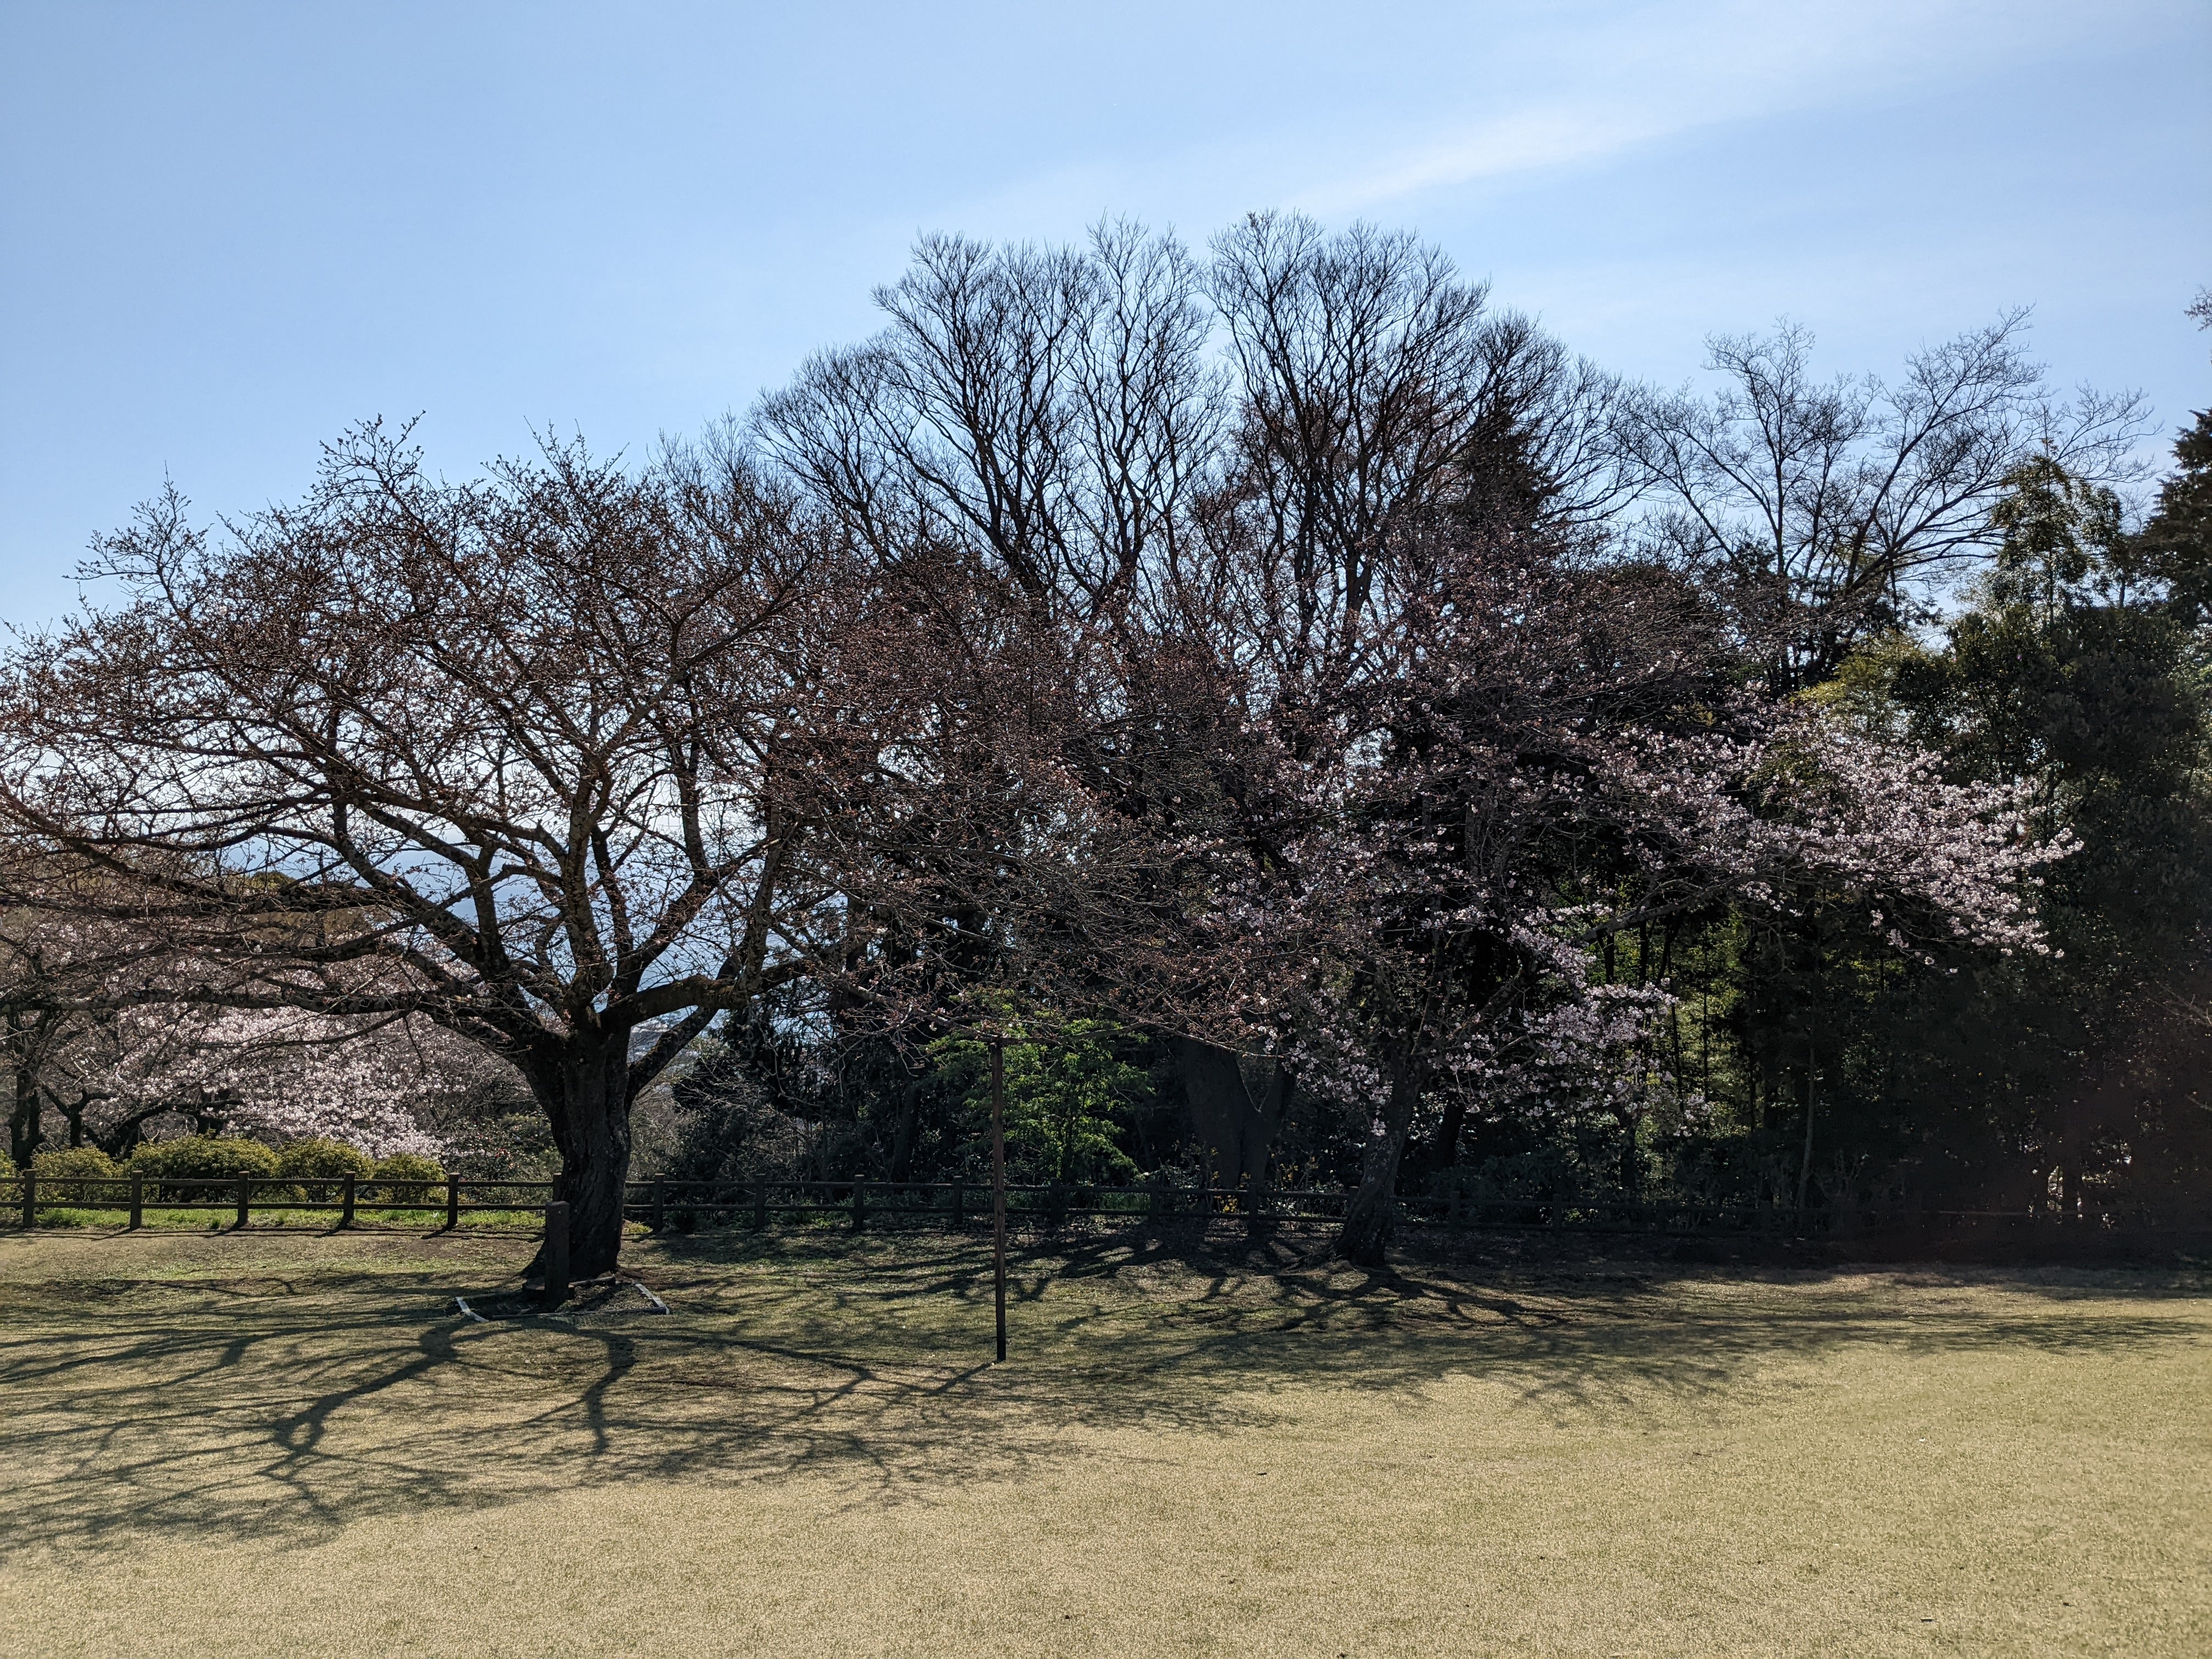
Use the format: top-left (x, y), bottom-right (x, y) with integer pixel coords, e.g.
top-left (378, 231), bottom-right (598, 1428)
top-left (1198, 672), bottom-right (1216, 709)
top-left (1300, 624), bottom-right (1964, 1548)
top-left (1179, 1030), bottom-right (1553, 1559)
top-left (758, 219), bottom-right (1224, 620)
top-left (1613, 314), bottom-right (2150, 687)
top-left (755, 222), bottom-right (1267, 1175)
top-left (757, 215), bottom-right (1648, 1212)
top-left (0, 423), bottom-right (857, 1273)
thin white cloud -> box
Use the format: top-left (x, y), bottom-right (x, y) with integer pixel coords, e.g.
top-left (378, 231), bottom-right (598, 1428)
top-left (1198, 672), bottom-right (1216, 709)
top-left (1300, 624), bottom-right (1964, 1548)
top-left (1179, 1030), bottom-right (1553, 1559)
top-left (1290, 0), bottom-right (2173, 214)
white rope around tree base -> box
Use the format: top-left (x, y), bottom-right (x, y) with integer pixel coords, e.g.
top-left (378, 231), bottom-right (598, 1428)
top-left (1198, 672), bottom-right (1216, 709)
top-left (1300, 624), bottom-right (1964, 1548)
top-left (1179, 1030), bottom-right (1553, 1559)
top-left (565, 1272), bottom-right (672, 1313)
top-left (449, 1277), bottom-right (664, 1323)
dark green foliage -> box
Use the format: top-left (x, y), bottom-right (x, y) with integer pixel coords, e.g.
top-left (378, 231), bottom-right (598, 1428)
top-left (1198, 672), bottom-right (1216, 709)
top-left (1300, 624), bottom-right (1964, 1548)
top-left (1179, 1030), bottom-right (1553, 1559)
top-left (929, 1014), bottom-right (1147, 1186)
top-left (2136, 410), bottom-right (2212, 624)
top-left (1683, 453), bottom-right (2212, 1218)
top-left (1893, 463), bottom-right (2211, 1214)
top-left (667, 1049), bottom-right (818, 1183)
top-left (665, 1006), bottom-right (827, 1184)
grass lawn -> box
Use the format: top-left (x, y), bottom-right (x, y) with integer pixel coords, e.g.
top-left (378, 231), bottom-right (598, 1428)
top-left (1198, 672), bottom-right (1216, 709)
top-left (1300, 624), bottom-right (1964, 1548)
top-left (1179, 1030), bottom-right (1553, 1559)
top-left (1, 1226), bottom-right (2205, 1658)
top-left (24, 1206), bottom-right (555, 1233)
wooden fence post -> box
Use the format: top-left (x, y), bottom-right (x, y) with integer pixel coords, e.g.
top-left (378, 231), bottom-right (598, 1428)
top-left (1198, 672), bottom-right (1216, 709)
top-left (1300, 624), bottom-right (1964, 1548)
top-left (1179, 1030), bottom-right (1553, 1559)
top-left (21, 1170), bottom-right (33, 1229)
top-left (851, 1182), bottom-right (867, 1233)
top-left (752, 1183), bottom-right (769, 1232)
top-left (991, 1037), bottom-right (1007, 1364)
top-left (444, 1174), bottom-right (461, 1231)
top-left (652, 1175), bottom-right (666, 1232)
top-left (235, 1175), bottom-right (251, 1229)
top-left (541, 1201), bottom-right (569, 1311)
top-left (129, 1171), bottom-right (143, 1231)
top-left (339, 1173), bottom-right (355, 1228)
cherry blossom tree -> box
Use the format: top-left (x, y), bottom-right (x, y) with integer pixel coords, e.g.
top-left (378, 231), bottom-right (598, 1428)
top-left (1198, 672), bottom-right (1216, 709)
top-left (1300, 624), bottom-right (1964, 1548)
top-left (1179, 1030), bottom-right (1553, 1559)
top-left (0, 424), bottom-right (866, 1275)
top-left (38, 1004), bottom-right (472, 1162)
top-left (3, 875), bottom-right (484, 1163)
top-left (1271, 663), bottom-right (2071, 1261)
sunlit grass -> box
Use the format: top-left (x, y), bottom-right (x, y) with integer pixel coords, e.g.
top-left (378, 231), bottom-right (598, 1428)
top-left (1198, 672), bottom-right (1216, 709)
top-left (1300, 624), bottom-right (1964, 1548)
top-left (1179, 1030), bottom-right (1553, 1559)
top-left (2, 1227), bottom-right (2205, 1657)
top-left (23, 1206), bottom-right (560, 1232)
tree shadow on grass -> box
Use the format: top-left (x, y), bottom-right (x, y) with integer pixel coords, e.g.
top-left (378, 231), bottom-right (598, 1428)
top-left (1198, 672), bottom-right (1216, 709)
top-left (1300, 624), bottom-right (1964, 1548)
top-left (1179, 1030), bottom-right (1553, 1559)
top-left (0, 1227), bottom-right (2201, 1558)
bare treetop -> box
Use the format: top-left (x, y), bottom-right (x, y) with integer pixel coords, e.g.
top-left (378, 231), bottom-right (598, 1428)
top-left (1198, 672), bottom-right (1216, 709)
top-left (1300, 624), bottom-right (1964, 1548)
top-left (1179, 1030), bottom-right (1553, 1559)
top-left (1615, 312), bottom-right (2150, 687)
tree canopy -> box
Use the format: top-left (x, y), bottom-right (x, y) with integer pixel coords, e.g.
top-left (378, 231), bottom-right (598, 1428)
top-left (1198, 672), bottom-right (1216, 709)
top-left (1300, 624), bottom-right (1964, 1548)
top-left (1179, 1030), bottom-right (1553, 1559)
top-left (4, 218), bottom-right (2204, 1270)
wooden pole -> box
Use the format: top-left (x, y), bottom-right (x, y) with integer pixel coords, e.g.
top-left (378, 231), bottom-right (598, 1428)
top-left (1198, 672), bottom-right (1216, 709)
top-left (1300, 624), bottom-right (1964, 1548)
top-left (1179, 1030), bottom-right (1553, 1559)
top-left (129, 1171), bottom-right (143, 1231)
top-left (339, 1172), bottom-right (355, 1229)
top-left (991, 1036), bottom-right (1007, 1363)
top-left (541, 1201), bottom-right (570, 1311)
top-left (445, 1173), bottom-right (461, 1232)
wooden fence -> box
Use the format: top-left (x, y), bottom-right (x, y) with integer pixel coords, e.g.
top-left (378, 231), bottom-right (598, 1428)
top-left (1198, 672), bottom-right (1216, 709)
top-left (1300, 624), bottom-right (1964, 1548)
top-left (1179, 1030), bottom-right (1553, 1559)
top-left (1, 1170), bottom-right (2192, 1244)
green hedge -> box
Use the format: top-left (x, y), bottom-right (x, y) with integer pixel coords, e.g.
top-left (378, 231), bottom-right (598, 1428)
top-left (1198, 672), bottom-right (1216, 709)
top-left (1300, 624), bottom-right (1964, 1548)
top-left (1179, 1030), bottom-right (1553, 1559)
top-left (129, 1136), bottom-right (286, 1201)
top-left (32, 1146), bottom-right (119, 1181)
top-left (131, 1135), bottom-right (281, 1179)
top-left (368, 1152), bottom-right (445, 1204)
top-left (9, 1137), bottom-right (460, 1215)
top-left (29, 1145), bottom-right (126, 1206)
top-left (276, 1137), bottom-right (374, 1198)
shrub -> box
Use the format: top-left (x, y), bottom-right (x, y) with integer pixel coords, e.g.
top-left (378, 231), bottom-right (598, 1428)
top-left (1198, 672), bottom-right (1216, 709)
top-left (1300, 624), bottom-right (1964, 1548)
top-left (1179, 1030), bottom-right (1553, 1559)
top-left (31, 1145), bottom-right (121, 1205)
top-left (132, 1135), bottom-right (281, 1179)
top-left (32, 1145), bottom-right (120, 1179)
top-left (369, 1152), bottom-right (445, 1206)
top-left (131, 1135), bottom-right (284, 1201)
top-left (276, 1138), bottom-right (374, 1184)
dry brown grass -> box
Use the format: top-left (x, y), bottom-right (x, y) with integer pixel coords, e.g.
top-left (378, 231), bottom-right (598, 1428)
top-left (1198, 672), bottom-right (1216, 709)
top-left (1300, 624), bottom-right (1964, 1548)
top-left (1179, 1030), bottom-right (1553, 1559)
top-left (1, 1224), bottom-right (2205, 1657)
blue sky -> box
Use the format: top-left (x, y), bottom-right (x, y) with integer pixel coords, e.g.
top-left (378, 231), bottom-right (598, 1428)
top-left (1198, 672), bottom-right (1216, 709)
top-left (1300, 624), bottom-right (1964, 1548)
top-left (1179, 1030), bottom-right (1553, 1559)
top-left (3, 0), bottom-right (2206, 627)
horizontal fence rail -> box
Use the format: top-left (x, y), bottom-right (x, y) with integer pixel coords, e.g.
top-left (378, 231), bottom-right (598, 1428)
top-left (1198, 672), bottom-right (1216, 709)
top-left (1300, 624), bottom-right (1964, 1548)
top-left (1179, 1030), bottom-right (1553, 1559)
top-left (1, 1170), bottom-right (2197, 1240)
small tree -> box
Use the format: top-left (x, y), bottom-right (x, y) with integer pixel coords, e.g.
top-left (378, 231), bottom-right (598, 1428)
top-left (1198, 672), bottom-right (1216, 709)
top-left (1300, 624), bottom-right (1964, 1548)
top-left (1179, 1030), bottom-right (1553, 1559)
top-left (930, 1012), bottom-right (1146, 1186)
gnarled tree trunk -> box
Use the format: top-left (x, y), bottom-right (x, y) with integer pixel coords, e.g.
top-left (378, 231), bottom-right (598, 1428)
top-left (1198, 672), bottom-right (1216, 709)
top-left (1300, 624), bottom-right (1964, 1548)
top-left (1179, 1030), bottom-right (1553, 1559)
top-left (1336, 1061), bottom-right (1424, 1267)
top-left (9, 1063), bottom-right (41, 1170)
top-left (529, 1032), bottom-right (635, 1280)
